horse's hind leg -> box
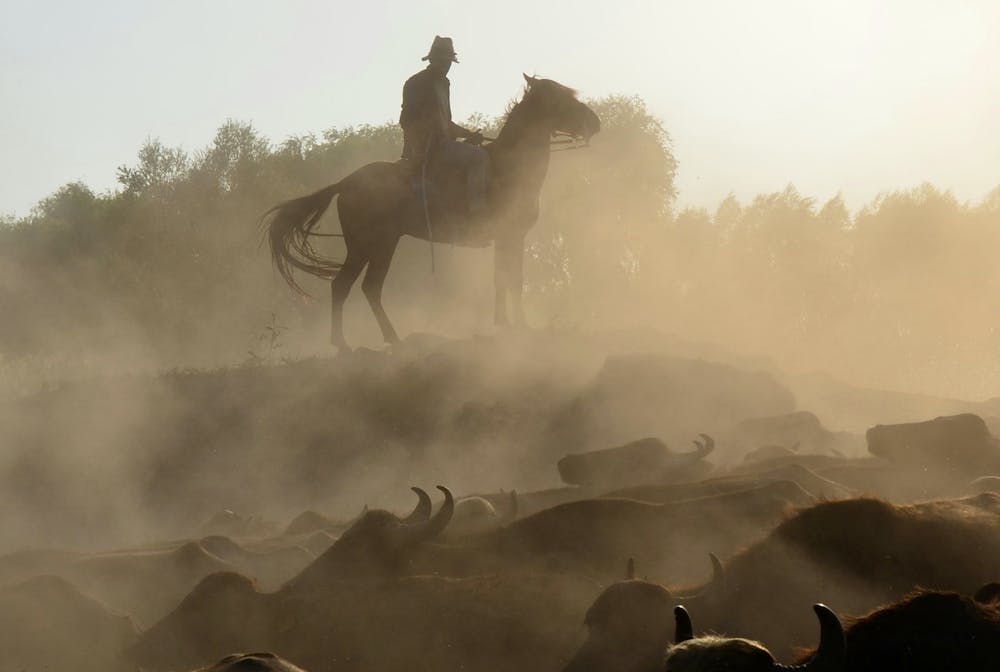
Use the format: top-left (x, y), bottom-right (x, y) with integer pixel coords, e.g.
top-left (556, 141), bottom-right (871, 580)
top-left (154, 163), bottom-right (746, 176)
top-left (361, 237), bottom-right (401, 344)
top-left (330, 250), bottom-right (366, 348)
top-left (508, 234), bottom-right (526, 326)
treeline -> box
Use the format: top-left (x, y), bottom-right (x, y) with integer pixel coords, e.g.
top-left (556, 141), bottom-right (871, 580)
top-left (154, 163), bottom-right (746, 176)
top-left (649, 184), bottom-right (1000, 395)
top-left (0, 120), bottom-right (411, 364)
top-left (1, 96), bottom-right (998, 396)
top-left (0, 96), bottom-right (674, 367)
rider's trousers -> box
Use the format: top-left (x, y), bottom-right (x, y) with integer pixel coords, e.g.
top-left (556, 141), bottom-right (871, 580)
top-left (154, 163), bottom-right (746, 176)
top-left (436, 140), bottom-right (489, 213)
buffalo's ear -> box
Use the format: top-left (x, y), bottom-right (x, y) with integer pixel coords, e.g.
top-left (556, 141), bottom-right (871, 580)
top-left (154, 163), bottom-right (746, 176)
top-left (523, 73), bottom-right (537, 86)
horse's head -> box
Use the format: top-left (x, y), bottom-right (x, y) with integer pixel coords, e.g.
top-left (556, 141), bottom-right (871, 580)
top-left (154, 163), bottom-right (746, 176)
top-left (522, 74), bottom-right (601, 141)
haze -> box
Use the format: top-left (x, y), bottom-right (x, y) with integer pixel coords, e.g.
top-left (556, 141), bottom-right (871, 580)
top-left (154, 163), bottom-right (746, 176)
top-left (5, 4), bottom-right (1000, 671)
top-left (2, 0), bottom-right (997, 217)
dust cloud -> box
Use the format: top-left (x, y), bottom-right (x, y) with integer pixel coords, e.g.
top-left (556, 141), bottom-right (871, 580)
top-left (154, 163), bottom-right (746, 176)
top-left (2, 84), bottom-right (1000, 672)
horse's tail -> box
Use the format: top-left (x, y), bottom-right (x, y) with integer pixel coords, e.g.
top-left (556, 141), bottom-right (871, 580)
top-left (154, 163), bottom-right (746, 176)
top-left (260, 182), bottom-right (344, 296)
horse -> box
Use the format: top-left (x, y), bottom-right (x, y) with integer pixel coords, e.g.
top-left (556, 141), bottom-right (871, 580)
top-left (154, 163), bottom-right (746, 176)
top-left (263, 74), bottom-right (601, 348)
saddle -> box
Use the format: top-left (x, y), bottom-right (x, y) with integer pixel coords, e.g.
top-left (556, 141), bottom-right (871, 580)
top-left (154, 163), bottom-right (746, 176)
top-left (397, 157), bottom-right (494, 247)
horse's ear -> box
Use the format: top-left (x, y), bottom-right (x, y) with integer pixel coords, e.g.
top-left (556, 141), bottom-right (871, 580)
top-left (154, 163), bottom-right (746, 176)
top-left (523, 73), bottom-right (537, 86)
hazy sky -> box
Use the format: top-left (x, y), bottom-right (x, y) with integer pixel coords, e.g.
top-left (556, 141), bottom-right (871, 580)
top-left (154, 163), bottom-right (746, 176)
top-left (2, 0), bottom-right (998, 217)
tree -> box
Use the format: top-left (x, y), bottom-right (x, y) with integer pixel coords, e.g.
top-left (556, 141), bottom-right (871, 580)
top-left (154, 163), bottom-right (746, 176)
top-left (196, 119), bottom-right (271, 194)
top-left (117, 139), bottom-right (189, 197)
top-left (528, 95), bottom-right (679, 323)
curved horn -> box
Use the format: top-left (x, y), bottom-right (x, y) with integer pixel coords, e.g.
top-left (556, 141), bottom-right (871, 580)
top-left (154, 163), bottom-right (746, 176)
top-left (673, 605), bottom-right (694, 643)
top-left (392, 485), bottom-right (454, 548)
top-left (427, 486), bottom-right (455, 535)
top-left (402, 486), bottom-right (432, 524)
top-left (674, 552), bottom-right (725, 601)
top-left (626, 557), bottom-right (636, 580)
top-left (709, 551), bottom-right (724, 587)
top-left (775, 604), bottom-right (846, 671)
top-left (692, 434), bottom-right (715, 459)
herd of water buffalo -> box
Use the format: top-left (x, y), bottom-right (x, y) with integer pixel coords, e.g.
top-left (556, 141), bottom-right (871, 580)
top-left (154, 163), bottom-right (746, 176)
top-left (4, 351), bottom-right (1000, 671)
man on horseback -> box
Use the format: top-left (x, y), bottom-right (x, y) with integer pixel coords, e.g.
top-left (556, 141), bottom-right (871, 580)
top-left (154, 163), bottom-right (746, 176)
top-left (265, 67), bottom-right (600, 348)
top-left (399, 36), bottom-right (489, 214)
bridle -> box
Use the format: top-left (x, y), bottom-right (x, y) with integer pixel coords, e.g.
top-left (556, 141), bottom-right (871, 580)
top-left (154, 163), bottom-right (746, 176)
top-left (548, 131), bottom-right (591, 152)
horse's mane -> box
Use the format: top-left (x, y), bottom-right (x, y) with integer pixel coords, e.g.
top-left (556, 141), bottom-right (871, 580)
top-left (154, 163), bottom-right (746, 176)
top-left (500, 77), bottom-right (579, 126)
top-left (528, 76), bottom-right (579, 98)
top-left (503, 79), bottom-right (580, 116)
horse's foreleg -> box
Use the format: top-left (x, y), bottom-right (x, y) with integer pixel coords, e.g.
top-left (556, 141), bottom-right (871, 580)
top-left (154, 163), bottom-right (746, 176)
top-left (330, 251), bottom-right (365, 348)
top-left (494, 239), bottom-right (510, 326)
top-left (494, 234), bottom-right (526, 327)
top-left (362, 239), bottom-right (401, 344)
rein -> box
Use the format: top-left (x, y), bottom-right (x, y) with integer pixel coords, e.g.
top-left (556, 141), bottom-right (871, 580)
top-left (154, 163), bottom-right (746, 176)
top-left (548, 137), bottom-right (590, 152)
top-left (549, 131), bottom-right (591, 151)
top-left (479, 130), bottom-right (590, 152)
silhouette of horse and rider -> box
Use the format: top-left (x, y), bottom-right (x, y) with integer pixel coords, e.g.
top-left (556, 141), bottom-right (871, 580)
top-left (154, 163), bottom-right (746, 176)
top-left (264, 36), bottom-right (601, 348)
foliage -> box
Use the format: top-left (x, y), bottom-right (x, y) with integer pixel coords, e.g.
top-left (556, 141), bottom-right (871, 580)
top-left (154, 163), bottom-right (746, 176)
top-left (664, 184), bottom-right (1000, 394)
top-left (1, 95), bottom-right (999, 396)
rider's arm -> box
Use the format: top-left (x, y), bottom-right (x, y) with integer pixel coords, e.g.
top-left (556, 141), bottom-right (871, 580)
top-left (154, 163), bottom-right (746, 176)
top-left (450, 122), bottom-right (485, 145)
top-left (450, 121), bottom-right (472, 139)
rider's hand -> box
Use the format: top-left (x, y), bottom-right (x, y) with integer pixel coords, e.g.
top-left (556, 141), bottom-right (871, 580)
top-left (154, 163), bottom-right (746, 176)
top-left (465, 129), bottom-right (485, 146)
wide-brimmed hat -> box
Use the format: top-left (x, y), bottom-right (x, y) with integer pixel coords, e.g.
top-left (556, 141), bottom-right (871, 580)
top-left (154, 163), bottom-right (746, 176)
top-left (422, 35), bottom-right (459, 63)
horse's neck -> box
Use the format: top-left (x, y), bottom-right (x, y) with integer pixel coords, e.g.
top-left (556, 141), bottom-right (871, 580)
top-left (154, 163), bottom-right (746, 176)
top-left (495, 100), bottom-right (552, 148)
top-left (490, 100), bottom-right (552, 190)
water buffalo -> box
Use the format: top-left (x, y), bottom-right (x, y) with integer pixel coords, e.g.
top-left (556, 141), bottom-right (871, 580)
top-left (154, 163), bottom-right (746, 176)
top-left (607, 462), bottom-right (854, 502)
top-left (666, 603), bottom-right (845, 672)
top-left (558, 560), bottom-right (823, 672)
top-left (63, 540), bottom-right (236, 626)
top-left (284, 480), bottom-right (806, 587)
top-left (447, 491), bottom-right (518, 536)
top-left (200, 510), bottom-right (279, 539)
top-left (793, 588), bottom-right (1000, 671)
top-left (562, 494), bottom-right (1000, 663)
top-left (0, 574), bottom-right (138, 672)
top-left (194, 652), bottom-right (308, 671)
top-left (283, 486), bottom-right (454, 590)
top-left (866, 414), bottom-right (1000, 474)
top-left (132, 570), bottom-right (599, 672)
top-left (283, 486), bottom-right (431, 537)
top-left (559, 580), bottom-right (677, 672)
top-left (471, 459), bottom-right (848, 520)
top-left (724, 410), bottom-right (861, 462)
top-left (197, 536), bottom-right (314, 591)
top-left (684, 494), bottom-right (1000, 657)
top-left (557, 435), bottom-right (715, 487)
top-left (487, 480), bottom-right (811, 584)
